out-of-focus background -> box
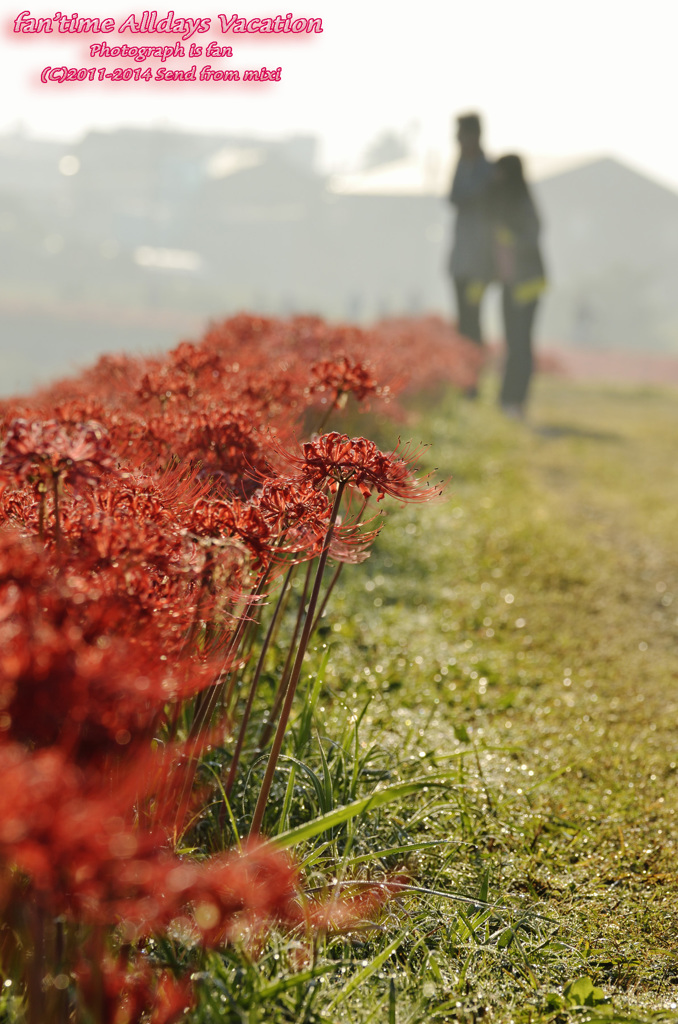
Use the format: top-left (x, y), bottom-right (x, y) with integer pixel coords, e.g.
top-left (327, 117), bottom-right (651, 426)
top-left (2, 0), bottom-right (678, 396)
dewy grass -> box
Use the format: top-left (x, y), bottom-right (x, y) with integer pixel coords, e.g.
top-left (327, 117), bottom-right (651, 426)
top-left (0, 317), bottom-right (470, 1023)
top-left (305, 375), bottom-right (678, 1023)
top-left (188, 373), bottom-right (678, 1024)
top-left (3, 317), bottom-right (678, 1024)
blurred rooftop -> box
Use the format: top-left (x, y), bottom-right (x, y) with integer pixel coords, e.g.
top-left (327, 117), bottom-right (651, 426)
top-left (1, 126), bottom-right (678, 396)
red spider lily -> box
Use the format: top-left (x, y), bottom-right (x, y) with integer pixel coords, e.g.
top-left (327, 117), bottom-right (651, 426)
top-left (303, 877), bottom-right (408, 933)
top-left (171, 407), bottom-right (271, 486)
top-left (0, 596), bottom-right (209, 764)
top-left (133, 348), bottom-right (201, 409)
top-left (170, 841), bottom-right (302, 946)
top-left (189, 497), bottom-right (238, 539)
top-left (61, 474), bottom-right (190, 565)
top-left (136, 369), bottom-right (194, 408)
top-left (0, 484), bottom-right (40, 533)
top-left (0, 531), bottom-right (220, 763)
top-left (284, 432), bottom-right (443, 502)
top-left (0, 418), bottom-right (116, 490)
top-left (251, 474), bottom-right (347, 563)
top-left (0, 743), bottom-right (165, 919)
top-left (149, 971), bottom-right (196, 1024)
top-left (309, 355), bottom-right (383, 408)
top-left (50, 464), bottom-right (228, 644)
top-left (189, 495), bottom-right (276, 572)
top-left (54, 518), bottom-right (206, 648)
top-left (0, 741), bottom-right (301, 936)
top-left (327, 513), bottom-right (383, 565)
top-left (75, 955), bottom-right (195, 1024)
top-left (0, 418), bottom-right (118, 547)
top-left (53, 397), bottom-right (109, 426)
top-left (192, 476), bottom-right (377, 573)
top-left (253, 476), bottom-right (330, 535)
top-left (168, 339), bottom-right (224, 381)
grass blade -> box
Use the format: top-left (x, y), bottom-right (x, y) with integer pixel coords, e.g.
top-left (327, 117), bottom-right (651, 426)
top-left (272, 780), bottom-right (436, 849)
top-left (326, 932), bottom-right (406, 1013)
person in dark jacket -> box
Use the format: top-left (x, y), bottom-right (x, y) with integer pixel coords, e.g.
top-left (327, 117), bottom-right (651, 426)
top-left (488, 154), bottom-right (546, 418)
top-left (448, 113), bottom-right (495, 350)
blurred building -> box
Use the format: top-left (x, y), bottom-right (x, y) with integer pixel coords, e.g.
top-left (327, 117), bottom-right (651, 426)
top-left (533, 157), bottom-right (678, 351)
top-left (1, 126), bottom-right (678, 395)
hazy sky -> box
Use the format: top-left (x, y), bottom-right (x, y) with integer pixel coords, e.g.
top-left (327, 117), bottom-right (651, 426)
top-left (2, 0), bottom-right (678, 188)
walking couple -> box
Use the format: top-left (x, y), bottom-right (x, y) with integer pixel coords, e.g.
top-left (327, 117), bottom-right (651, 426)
top-left (449, 112), bottom-right (546, 419)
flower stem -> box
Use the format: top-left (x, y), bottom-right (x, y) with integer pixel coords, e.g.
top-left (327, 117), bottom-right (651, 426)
top-left (52, 471), bottom-right (61, 552)
top-left (250, 481), bottom-right (345, 836)
top-left (258, 556), bottom-right (313, 750)
top-left (189, 567), bottom-right (270, 741)
top-left (310, 560), bottom-right (343, 636)
top-left (225, 562), bottom-right (293, 797)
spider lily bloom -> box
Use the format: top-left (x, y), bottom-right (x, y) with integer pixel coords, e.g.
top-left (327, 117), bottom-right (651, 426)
top-left (0, 743), bottom-right (301, 938)
top-left (74, 955), bottom-right (195, 1024)
top-left (47, 481), bottom-right (206, 649)
top-left (192, 497), bottom-right (275, 571)
top-left (303, 877), bottom-right (408, 934)
top-left (168, 339), bottom-right (224, 381)
top-left (308, 356), bottom-right (383, 409)
top-left (175, 407), bottom-right (270, 487)
top-left (61, 464), bottom-right (208, 561)
top-left (327, 513), bottom-right (383, 564)
top-left (250, 474), bottom-right (383, 566)
top-left (53, 398), bottom-right (109, 426)
top-left (189, 497), bottom-right (239, 540)
top-left (285, 432), bottom-right (443, 502)
top-left (253, 475), bottom-right (331, 545)
top-left (0, 484), bottom-right (41, 533)
top-left (0, 531), bottom-right (220, 764)
top-left (187, 496), bottom-right (274, 618)
top-left (170, 840), bottom-right (301, 947)
top-left (0, 418), bottom-right (116, 490)
top-left (135, 363), bottom-right (196, 408)
top-left (0, 417), bottom-right (117, 545)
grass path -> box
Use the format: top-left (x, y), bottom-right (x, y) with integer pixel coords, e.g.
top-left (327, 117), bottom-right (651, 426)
top-left (186, 374), bottom-right (678, 1024)
top-left (325, 374), bottom-right (678, 1020)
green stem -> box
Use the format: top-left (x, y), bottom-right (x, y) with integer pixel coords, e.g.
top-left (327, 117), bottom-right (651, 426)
top-left (52, 472), bottom-right (61, 552)
top-left (309, 560), bottom-right (344, 636)
top-left (37, 485), bottom-right (45, 541)
top-left (258, 557), bottom-right (313, 749)
top-left (225, 563), bottom-right (294, 797)
top-left (250, 481), bottom-right (345, 836)
top-left (188, 566), bottom-right (270, 741)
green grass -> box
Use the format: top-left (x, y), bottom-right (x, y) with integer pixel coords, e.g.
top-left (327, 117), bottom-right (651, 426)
top-left (159, 373), bottom-right (678, 1022)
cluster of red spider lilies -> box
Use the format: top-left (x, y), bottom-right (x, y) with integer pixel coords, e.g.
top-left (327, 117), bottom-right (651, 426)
top-left (0, 314), bottom-right (480, 1022)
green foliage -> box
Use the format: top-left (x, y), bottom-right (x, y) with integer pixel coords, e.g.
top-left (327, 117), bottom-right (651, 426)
top-left (234, 375), bottom-right (678, 1024)
top-left (203, 387), bottom-right (675, 1019)
top-left (5, 321), bottom-right (678, 1024)
top-left (68, 375), bottom-right (678, 1024)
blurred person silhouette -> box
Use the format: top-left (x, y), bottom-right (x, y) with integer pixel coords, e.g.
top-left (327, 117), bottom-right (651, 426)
top-left (488, 154), bottom-right (546, 419)
top-left (448, 113), bottom-right (495, 375)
